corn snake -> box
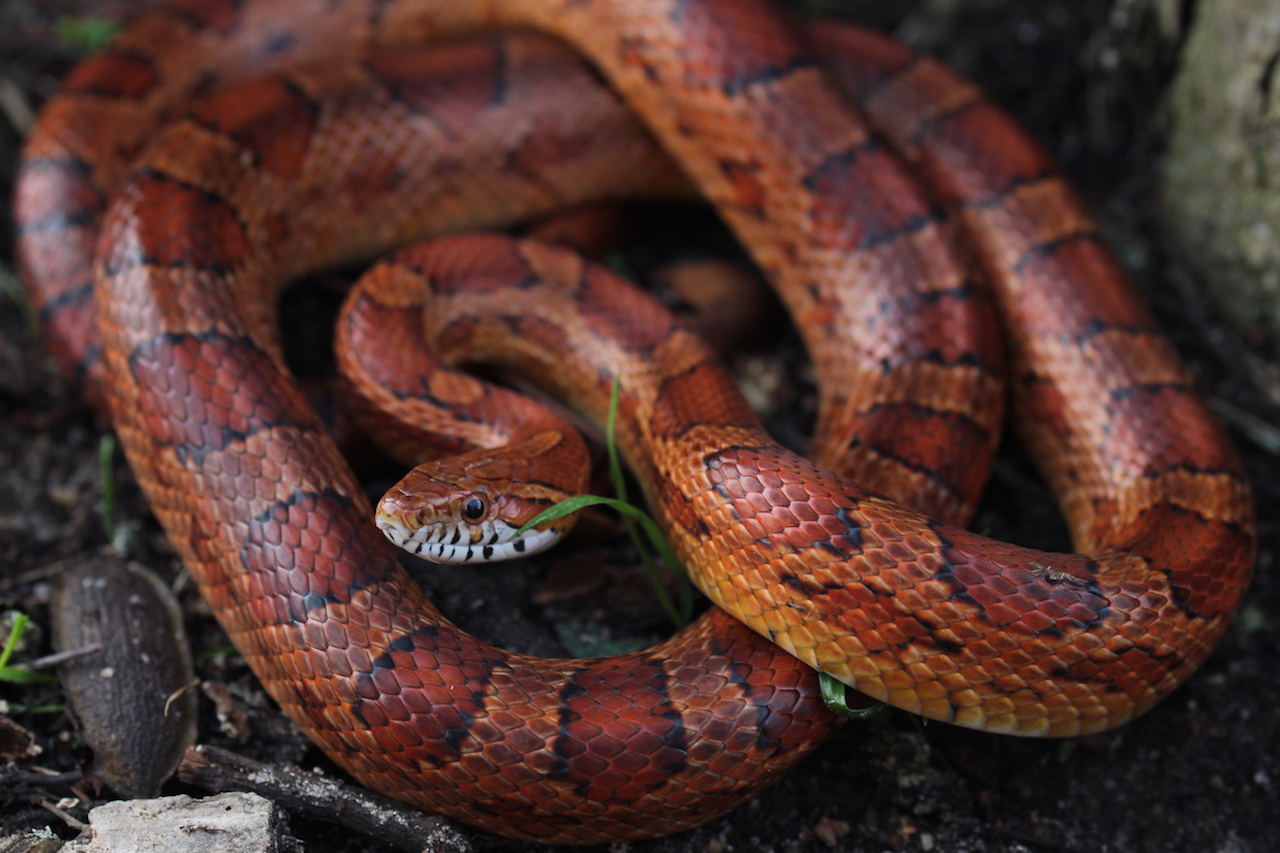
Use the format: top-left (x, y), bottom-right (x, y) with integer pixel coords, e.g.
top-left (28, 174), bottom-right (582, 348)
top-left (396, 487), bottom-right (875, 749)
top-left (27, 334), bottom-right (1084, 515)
top-left (14, 0), bottom-right (1254, 843)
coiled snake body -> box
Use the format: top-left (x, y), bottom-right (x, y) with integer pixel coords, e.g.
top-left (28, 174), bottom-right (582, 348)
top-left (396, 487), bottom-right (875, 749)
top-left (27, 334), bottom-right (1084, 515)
top-left (15, 0), bottom-right (1254, 844)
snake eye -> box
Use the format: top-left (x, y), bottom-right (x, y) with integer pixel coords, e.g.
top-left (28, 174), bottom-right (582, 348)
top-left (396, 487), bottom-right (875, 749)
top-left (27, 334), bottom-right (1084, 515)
top-left (462, 496), bottom-right (488, 522)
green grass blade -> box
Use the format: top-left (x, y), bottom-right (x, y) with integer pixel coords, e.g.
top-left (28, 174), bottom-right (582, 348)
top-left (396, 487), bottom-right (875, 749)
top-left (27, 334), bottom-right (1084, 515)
top-left (519, 495), bottom-right (688, 626)
top-left (0, 666), bottom-right (60, 685)
top-left (510, 374), bottom-right (695, 627)
top-left (0, 613), bottom-right (59, 685)
top-left (601, 378), bottom-right (665, 611)
top-left (513, 496), bottom-right (599, 531)
top-left (601, 376), bottom-right (692, 623)
top-left (819, 672), bottom-right (886, 720)
top-left (56, 15), bottom-right (124, 54)
top-left (605, 375), bottom-right (628, 504)
top-left (0, 612), bottom-right (28, 669)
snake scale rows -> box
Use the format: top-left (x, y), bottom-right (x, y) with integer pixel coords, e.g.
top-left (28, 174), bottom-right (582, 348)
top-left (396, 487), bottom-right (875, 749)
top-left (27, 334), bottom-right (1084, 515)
top-left (15, 0), bottom-right (1255, 844)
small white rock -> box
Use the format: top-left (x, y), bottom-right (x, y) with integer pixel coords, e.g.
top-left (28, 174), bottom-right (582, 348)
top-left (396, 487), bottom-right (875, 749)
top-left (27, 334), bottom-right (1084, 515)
top-left (62, 793), bottom-right (286, 853)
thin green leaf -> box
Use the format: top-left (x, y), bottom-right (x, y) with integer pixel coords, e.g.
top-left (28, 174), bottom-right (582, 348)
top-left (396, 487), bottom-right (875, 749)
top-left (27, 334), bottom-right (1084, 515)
top-left (0, 666), bottom-right (59, 686)
top-left (197, 645), bottom-right (242, 664)
top-left (0, 614), bottom-right (59, 685)
top-left (56, 15), bottom-right (124, 54)
top-left (516, 376), bottom-right (693, 627)
top-left (519, 495), bottom-right (689, 627)
top-left (13, 703), bottom-right (67, 714)
top-left (514, 496), bottom-right (599, 532)
top-left (602, 377), bottom-right (653, 577)
top-left (0, 612), bottom-right (28, 669)
top-left (819, 672), bottom-right (886, 720)
top-left (601, 376), bottom-right (692, 624)
top-left (605, 375), bottom-right (628, 505)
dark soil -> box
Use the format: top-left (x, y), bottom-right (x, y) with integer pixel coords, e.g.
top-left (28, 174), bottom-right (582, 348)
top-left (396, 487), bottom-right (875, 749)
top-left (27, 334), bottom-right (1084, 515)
top-left (2, 1), bottom-right (1277, 852)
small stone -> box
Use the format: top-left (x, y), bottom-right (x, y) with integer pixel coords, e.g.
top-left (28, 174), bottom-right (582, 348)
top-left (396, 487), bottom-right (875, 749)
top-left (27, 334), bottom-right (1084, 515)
top-left (61, 793), bottom-right (292, 853)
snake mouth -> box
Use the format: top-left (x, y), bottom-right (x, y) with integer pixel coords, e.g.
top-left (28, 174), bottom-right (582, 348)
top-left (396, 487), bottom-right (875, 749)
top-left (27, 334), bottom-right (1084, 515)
top-left (375, 512), bottom-right (563, 564)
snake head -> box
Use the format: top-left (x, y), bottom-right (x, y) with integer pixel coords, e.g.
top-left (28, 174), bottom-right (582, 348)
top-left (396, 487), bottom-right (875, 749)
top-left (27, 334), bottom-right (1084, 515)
top-left (375, 454), bottom-right (576, 564)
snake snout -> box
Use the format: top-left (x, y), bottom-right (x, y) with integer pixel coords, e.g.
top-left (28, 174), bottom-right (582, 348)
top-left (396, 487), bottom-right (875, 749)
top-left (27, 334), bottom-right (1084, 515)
top-left (375, 487), bottom-right (566, 564)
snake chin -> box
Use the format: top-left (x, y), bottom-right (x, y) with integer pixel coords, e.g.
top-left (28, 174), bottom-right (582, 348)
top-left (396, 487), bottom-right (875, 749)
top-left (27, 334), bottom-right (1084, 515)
top-left (375, 511), bottom-right (562, 564)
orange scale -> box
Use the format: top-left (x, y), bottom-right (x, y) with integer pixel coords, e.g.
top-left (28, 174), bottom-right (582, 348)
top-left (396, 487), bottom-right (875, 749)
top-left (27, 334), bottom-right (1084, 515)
top-left (780, 482), bottom-right (810, 503)
top-left (937, 671), bottom-right (976, 695)
top-left (626, 730), bottom-right (676, 760)
top-left (459, 750), bottom-right (501, 777)
top-left (1022, 634), bottom-right (1068, 659)
top-left (866, 519), bottom-right (906, 545)
top-left (967, 650), bottom-right (1008, 676)
top-left (981, 602), bottom-right (1022, 626)
top-left (929, 629), bottom-right (969, 656)
top-left (985, 572), bottom-right (1027, 599)
top-left (501, 758), bottom-right (552, 790)
top-left (760, 486), bottom-right (788, 507)
top-left (859, 600), bottom-right (899, 630)
top-left (1004, 592), bottom-right (1046, 615)
top-left (591, 731), bottom-right (634, 760)
top-left (1016, 607), bottom-right (1059, 635)
top-left (704, 748), bottom-right (752, 778)
top-left (882, 539), bottom-right (919, 563)
top-left (905, 659), bottom-right (944, 684)
top-left (1112, 619), bottom-right (1154, 643)
top-left (382, 716), bottom-right (429, 750)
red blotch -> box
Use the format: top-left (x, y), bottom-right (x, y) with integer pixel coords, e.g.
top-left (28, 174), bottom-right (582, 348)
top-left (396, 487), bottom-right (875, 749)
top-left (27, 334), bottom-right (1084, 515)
top-left (163, 0), bottom-right (245, 36)
top-left (195, 75), bottom-right (318, 179)
top-left (917, 101), bottom-right (1058, 206)
top-left (649, 360), bottom-right (758, 439)
top-left (130, 333), bottom-right (314, 455)
top-left (670, 0), bottom-right (809, 91)
top-left (806, 143), bottom-right (935, 251)
top-left (393, 236), bottom-right (532, 296)
top-left (807, 20), bottom-right (912, 96)
top-left (103, 172), bottom-right (251, 274)
top-left (576, 264), bottom-right (678, 353)
top-left (365, 41), bottom-right (504, 137)
top-left (63, 51), bottom-right (157, 100)
top-left (1016, 237), bottom-right (1155, 340)
top-left (719, 160), bottom-right (766, 218)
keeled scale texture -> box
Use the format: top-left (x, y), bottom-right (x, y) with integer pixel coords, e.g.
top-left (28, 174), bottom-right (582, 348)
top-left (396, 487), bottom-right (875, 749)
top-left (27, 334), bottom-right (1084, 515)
top-left (14, 0), bottom-right (1254, 844)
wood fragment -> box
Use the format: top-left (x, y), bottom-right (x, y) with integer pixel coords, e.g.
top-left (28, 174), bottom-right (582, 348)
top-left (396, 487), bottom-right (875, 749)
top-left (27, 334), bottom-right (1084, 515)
top-left (178, 744), bottom-right (471, 853)
top-left (51, 557), bottom-right (197, 798)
